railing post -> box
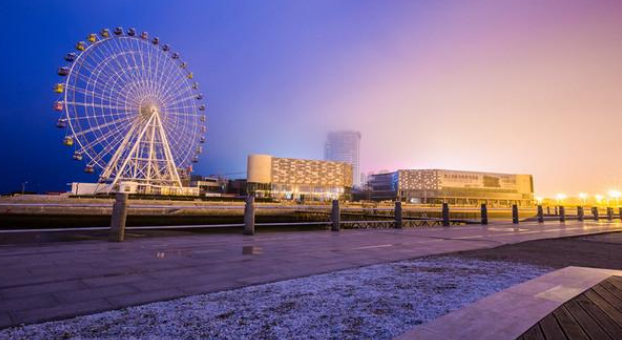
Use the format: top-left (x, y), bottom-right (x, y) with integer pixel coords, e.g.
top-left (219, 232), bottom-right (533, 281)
top-left (243, 195), bottom-right (255, 235)
top-left (331, 199), bottom-right (341, 232)
top-left (442, 203), bottom-right (450, 227)
top-left (607, 207), bottom-right (613, 221)
top-left (559, 206), bottom-right (566, 223)
top-left (546, 206), bottom-right (551, 216)
top-left (394, 201), bottom-right (403, 229)
top-left (592, 207), bottom-right (599, 221)
top-left (537, 205), bottom-right (544, 223)
top-left (554, 206), bottom-right (558, 216)
top-left (577, 206), bottom-right (584, 222)
top-left (619, 207), bottom-right (622, 220)
top-left (109, 192), bottom-right (128, 242)
top-left (480, 203), bottom-right (488, 225)
top-left (512, 204), bottom-right (519, 224)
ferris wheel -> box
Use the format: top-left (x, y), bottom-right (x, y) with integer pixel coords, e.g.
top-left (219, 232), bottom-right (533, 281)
top-left (54, 27), bottom-right (206, 191)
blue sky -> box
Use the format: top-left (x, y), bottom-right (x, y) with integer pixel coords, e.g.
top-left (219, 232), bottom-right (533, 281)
top-left (0, 0), bottom-right (399, 192)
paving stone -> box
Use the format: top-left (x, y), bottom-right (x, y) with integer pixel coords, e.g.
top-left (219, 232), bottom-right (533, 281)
top-left (10, 299), bottom-right (114, 326)
top-left (0, 294), bottom-right (58, 314)
top-left (53, 284), bottom-right (139, 304)
top-left (0, 280), bottom-right (86, 299)
top-left (105, 288), bottom-right (186, 308)
top-left (81, 273), bottom-right (150, 288)
top-left (0, 313), bottom-right (12, 330)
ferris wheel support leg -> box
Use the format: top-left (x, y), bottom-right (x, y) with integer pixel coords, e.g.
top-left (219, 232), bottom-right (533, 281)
top-left (110, 113), bottom-right (157, 187)
top-left (101, 121), bottom-right (140, 185)
top-left (153, 112), bottom-right (182, 187)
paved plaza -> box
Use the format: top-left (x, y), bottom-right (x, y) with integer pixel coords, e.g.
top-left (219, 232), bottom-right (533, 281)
top-left (0, 221), bottom-right (621, 329)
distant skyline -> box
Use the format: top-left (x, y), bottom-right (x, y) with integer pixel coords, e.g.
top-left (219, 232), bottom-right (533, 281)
top-left (1, 0), bottom-right (622, 196)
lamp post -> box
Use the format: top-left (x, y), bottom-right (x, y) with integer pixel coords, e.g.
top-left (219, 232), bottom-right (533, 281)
top-left (578, 193), bottom-right (588, 206)
top-left (20, 181), bottom-right (28, 195)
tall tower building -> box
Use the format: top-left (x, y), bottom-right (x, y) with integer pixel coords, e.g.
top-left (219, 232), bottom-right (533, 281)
top-left (324, 131), bottom-right (361, 187)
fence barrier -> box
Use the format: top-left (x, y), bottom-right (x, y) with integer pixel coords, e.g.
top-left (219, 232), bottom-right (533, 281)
top-left (4, 200), bottom-right (622, 241)
top-left (109, 193), bottom-right (128, 242)
top-left (481, 204), bottom-right (488, 225)
top-left (537, 205), bottom-right (544, 223)
top-left (243, 195), bottom-right (255, 236)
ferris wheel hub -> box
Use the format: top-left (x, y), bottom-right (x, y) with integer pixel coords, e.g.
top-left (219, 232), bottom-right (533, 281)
top-left (140, 104), bottom-right (159, 118)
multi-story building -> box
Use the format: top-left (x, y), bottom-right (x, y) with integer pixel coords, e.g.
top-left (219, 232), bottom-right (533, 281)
top-left (369, 169), bottom-right (534, 206)
top-left (324, 131), bottom-right (361, 187)
top-left (246, 154), bottom-right (353, 201)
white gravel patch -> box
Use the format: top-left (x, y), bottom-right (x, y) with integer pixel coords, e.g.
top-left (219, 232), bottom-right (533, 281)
top-left (1, 256), bottom-right (552, 340)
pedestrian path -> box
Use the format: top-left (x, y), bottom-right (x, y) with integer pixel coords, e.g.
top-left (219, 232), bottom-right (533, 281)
top-left (0, 221), bottom-right (620, 329)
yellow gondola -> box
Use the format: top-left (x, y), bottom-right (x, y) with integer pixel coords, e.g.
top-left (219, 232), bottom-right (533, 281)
top-left (87, 34), bottom-right (97, 43)
top-left (187, 72), bottom-right (194, 79)
top-left (54, 83), bottom-right (64, 93)
top-left (63, 136), bottom-right (74, 146)
top-left (100, 28), bottom-right (110, 38)
top-left (76, 41), bottom-right (86, 51)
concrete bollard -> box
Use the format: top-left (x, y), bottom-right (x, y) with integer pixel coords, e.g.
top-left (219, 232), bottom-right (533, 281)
top-left (480, 204), bottom-right (488, 225)
top-left (559, 206), bottom-right (566, 223)
top-left (243, 195), bottom-right (256, 235)
top-left (537, 205), bottom-right (544, 223)
top-left (109, 192), bottom-right (128, 242)
top-left (512, 204), bottom-right (519, 224)
top-left (592, 207), bottom-right (599, 221)
top-left (394, 201), bottom-right (403, 229)
top-left (546, 206), bottom-right (551, 216)
top-left (607, 207), bottom-right (614, 221)
top-left (442, 203), bottom-right (450, 227)
top-left (331, 199), bottom-right (341, 232)
top-left (554, 206), bottom-right (558, 216)
top-left (577, 206), bottom-right (584, 222)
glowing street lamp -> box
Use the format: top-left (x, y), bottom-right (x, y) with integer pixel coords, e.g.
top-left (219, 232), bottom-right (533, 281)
top-left (535, 196), bottom-right (544, 205)
top-left (578, 193), bottom-right (588, 205)
top-left (608, 190), bottom-right (621, 206)
top-left (595, 194), bottom-right (604, 205)
top-left (555, 193), bottom-right (567, 205)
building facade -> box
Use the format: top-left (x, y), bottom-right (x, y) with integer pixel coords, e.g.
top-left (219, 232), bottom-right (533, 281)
top-left (369, 169), bottom-right (534, 206)
top-left (247, 154), bottom-right (353, 201)
top-left (324, 131), bottom-right (361, 187)
top-left (189, 175), bottom-right (226, 197)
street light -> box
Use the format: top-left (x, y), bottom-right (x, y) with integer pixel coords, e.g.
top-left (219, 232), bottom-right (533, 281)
top-left (578, 192), bottom-right (588, 206)
top-left (608, 190), bottom-right (621, 206)
top-left (555, 193), bottom-right (567, 205)
top-left (595, 194), bottom-right (604, 205)
top-left (20, 181), bottom-right (28, 195)
top-left (535, 196), bottom-right (544, 205)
